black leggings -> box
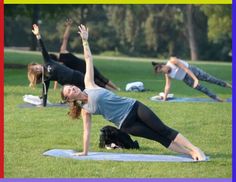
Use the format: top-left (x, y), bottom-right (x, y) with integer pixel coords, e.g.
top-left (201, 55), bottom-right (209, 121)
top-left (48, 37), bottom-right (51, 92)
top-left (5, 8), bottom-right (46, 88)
top-left (71, 71), bottom-right (85, 90)
top-left (120, 101), bottom-right (178, 148)
top-left (94, 67), bottom-right (109, 87)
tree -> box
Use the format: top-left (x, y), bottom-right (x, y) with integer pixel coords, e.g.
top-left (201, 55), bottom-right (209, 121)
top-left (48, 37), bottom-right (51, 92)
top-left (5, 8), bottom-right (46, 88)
top-left (185, 5), bottom-right (199, 60)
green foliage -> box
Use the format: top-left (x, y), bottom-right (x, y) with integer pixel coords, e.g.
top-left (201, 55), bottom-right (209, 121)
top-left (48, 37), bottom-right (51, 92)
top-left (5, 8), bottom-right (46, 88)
top-left (200, 5), bottom-right (232, 43)
top-left (4, 5), bottom-right (232, 60)
top-left (4, 51), bottom-right (232, 178)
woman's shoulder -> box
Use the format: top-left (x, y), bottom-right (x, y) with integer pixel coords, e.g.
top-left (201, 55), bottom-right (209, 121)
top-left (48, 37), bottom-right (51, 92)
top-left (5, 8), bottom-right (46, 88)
top-left (84, 86), bottom-right (103, 91)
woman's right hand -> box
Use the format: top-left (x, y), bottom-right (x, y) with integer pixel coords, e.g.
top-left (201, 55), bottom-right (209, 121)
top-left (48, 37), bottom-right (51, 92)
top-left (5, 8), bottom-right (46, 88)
top-left (162, 96), bottom-right (167, 101)
top-left (193, 79), bottom-right (199, 88)
top-left (65, 18), bottom-right (73, 26)
top-left (73, 152), bottom-right (88, 156)
top-left (78, 24), bottom-right (89, 41)
top-left (32, 24), bottom-right (40, 36)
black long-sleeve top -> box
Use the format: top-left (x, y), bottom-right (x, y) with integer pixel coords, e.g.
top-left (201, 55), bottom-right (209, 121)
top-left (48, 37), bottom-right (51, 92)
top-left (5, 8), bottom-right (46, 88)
top-left (59, 53), bottom-right (109, 86)
top-left (38, 38), bottom-right (84, 106)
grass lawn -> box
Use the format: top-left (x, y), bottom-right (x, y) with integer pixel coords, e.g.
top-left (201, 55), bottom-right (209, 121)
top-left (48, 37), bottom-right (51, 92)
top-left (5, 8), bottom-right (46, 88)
top-left (4, 51), bottom-right (232, 178)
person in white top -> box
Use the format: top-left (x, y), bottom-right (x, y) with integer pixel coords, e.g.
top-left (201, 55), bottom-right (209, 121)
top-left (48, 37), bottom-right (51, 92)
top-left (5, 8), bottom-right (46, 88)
top-left (152, 57), bottom-right (232, 102)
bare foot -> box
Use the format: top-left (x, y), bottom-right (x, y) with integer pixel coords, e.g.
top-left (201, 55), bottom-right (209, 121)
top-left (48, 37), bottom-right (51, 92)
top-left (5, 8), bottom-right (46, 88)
top-left (226, 83), bottom-right (232, 89)
top-left (215, 97), bottom-right (224, 102)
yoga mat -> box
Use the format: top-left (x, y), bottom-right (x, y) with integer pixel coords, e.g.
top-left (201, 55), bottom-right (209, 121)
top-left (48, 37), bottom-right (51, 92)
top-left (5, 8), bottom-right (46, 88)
top-left (43, 149), bottom-right (209, 162)
top-left (150, 96), bottom-right (232, 103)
top-left (18, 103), bottom-right (68, 108)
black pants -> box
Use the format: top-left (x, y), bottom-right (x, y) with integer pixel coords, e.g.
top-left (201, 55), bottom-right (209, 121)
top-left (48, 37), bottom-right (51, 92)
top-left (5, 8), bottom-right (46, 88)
top-left (94, 67), bottom-right (109, 87)
top-left (120, 101), bottom-right (178, 148)
top-left (183, 65), bottom-right (227, 100)
top-left (71, 71), bottom-right (85, 90)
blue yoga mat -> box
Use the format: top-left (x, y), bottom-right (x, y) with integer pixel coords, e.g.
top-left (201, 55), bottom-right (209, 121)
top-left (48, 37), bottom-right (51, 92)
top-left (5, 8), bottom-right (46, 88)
top-left (18, 103), bottom-right (68, 108)
top-left (43, 149), bottom-right (209, 162)
top-left (150, 97), bottom-right (232, 103)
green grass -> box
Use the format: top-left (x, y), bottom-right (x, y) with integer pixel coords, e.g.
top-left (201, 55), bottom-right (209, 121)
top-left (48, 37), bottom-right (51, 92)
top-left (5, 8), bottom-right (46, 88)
top-left (4, 51), bottom-right (232, 178)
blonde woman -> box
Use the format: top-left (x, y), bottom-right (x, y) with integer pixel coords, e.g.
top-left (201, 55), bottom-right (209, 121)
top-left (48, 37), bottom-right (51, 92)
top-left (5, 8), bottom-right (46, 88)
top-left (29, 24), bottom-right (85, 106)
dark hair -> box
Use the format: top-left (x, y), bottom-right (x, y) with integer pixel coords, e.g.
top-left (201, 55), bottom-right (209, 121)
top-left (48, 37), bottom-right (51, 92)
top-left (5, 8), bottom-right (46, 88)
top-left (61, 86), bottom-right (81, 119)
top-left (49, 53), bottom-right (60, 62)
top-left (151, 62), bottom-right (165, 73)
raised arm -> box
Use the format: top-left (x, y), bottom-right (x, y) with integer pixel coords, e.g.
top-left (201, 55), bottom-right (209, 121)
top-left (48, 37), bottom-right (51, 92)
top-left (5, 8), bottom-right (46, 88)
top-left (78, 24), bottom-right (97, 88)
top-left (60, 19), bottom-right (73, 53)
top-left (32, 24), bottom-right (51, 64)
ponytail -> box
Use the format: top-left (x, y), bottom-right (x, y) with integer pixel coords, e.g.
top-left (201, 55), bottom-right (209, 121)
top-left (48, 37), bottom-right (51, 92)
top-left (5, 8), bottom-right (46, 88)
top-left (61, 87), bottom-right (82, 119)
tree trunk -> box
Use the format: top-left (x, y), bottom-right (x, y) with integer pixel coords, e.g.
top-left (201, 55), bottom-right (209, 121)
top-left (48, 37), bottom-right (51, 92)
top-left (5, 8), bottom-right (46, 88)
top-left (186, 5), bottom-right (198, 61)
top-left (30, 5), bottom-right (40, 51)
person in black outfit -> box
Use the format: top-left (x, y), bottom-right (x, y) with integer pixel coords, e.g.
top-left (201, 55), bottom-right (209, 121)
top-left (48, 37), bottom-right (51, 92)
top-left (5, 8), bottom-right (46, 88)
top-left (28, 24), bottom-right (86, 107)
top-left (50, 19), bottom-right (120, 91)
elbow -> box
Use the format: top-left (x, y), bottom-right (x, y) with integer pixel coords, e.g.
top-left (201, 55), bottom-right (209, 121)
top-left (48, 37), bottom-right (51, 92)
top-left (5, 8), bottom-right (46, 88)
top-left (85, 54), bottom-right (92, 62)
top-left (165, 86), bottom-right (170, 91)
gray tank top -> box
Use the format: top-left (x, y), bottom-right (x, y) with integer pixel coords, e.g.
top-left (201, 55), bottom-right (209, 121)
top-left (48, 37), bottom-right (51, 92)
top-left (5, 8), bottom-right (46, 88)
top-left (82, 88), bottom-right (136, 128)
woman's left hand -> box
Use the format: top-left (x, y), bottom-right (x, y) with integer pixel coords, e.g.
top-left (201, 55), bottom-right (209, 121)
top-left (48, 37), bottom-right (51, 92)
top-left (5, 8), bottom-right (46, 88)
top-left (65, 18), bottom-right (73, 26)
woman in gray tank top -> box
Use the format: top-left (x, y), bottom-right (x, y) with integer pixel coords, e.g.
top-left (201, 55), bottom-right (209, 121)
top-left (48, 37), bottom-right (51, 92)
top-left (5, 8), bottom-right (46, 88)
top-left (61, 25), bottom-right (206, 161)
top-left (152, 57), bottom-right (232, 102)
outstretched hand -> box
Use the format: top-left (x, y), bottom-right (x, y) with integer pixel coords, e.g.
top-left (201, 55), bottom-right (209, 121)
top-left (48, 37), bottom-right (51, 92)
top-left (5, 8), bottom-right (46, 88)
top-left (65, 18), bottom-right (73, 26)
top-left (193, 79), bottom-right (199, 88)
top-left (78, 24), bottom-right (89, 41)
top-left (32, 24), bottom-right (40, 36)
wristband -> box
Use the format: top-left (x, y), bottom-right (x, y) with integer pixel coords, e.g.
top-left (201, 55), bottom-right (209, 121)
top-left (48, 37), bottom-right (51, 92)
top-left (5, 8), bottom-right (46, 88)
top-left (82, 41), bottom-right (89, 47)
top-left (36, 34), bottom-right (41, 40)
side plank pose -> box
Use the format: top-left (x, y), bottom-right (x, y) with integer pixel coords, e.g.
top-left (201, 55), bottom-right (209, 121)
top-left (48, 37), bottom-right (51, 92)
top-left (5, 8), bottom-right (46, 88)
top-left (29, 24), bottom-right (85, 106)
top-left (50, 19), bottom-right (120, 91)
top-left (61, 24), bottom-right (206, 161)
top-left (152, 58), bottom-right (232, 102)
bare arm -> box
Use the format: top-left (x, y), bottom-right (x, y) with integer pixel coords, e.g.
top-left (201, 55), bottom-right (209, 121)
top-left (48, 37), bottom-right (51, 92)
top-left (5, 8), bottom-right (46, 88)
top-left (163, 74), bottom-right (171, 101)
top-left (170, 57), bottom-right (199, 88)
top-left (78, 25), bottom-right (97, 89)
top-left (60, 19), bottom-right (73, 53)
top-left (74, 109), bottom-right (91, 156)
top-left (53, 81), bottom-right (58, 90)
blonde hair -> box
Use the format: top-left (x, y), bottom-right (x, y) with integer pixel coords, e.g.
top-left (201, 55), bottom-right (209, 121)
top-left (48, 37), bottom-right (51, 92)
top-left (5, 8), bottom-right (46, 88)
top-left (27, 63), bottom-right (42, 88)
top-left (61, 86), bottom-right (82, 119)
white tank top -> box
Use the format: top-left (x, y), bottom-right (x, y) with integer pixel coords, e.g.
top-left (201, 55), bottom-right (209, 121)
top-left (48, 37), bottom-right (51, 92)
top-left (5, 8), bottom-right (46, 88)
top-left (166, 59), bottom-right (189, 80)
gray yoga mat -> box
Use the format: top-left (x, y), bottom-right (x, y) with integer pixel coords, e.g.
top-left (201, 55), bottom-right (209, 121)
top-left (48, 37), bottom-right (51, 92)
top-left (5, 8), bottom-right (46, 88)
top-left (150, 97), bottom-right (232, 103)
top-left (18, 103), bottom-right (69, 108)
top-left (43, 149), bottom-right (209, 162)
